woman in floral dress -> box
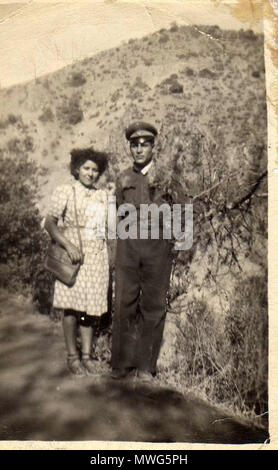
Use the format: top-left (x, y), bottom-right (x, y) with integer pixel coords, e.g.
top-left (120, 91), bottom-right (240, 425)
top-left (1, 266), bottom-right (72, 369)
top-left (45, 148), bottom-right (114, 376)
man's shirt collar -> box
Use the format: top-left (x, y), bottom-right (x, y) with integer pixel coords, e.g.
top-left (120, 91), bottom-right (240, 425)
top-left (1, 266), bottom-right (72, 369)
top-left (141, 160), bottom-right (153, 175)
top-left (133, 160), bottom-right (153, 175)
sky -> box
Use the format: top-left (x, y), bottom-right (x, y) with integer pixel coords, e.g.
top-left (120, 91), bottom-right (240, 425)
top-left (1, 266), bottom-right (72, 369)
top-left (0, 0), bottom-right (264, 88)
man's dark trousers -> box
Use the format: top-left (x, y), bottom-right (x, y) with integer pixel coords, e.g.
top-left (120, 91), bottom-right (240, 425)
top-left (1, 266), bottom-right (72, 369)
top-left (111, 237), bottom-right (173, 374)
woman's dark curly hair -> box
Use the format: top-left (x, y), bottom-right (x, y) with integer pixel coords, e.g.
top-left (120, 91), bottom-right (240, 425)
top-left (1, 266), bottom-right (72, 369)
top-left (70, 148), bottom-right (108, 180)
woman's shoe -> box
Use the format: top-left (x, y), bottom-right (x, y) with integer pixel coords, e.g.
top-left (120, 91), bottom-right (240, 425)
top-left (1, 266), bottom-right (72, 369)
top-left (67, 354), bottom-right (85, 376)
top-left (82, 354), bottom-right (96, 375)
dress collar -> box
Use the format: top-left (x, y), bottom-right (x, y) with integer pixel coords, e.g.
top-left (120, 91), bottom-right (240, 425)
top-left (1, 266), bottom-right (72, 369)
top-left (75, 179), bottom-right (97, 194)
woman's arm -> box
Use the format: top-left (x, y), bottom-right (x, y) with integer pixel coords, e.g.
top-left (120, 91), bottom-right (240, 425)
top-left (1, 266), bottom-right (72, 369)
top-left (44, 215), bottom-right (82, 263)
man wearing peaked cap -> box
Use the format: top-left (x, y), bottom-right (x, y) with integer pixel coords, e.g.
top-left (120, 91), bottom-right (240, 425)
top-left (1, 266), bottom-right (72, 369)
top-left (111, 121), bottom-right (174, 382)
top-left (125, 121), bottom-right (158, 141)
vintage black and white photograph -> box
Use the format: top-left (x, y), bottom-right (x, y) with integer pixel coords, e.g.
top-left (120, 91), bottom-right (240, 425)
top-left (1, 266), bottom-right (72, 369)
top-left (0, 0), bottom-right (272, 447)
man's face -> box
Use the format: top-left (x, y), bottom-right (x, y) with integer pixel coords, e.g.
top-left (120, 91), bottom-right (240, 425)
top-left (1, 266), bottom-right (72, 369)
top-left (130, 137), bottom-right (154, 168)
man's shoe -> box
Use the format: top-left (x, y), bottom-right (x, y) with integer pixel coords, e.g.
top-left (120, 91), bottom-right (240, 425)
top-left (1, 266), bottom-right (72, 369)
top-left (137, 370), bottom-right (153, 382)
top-left (111, 368), bottom-right (130, 380)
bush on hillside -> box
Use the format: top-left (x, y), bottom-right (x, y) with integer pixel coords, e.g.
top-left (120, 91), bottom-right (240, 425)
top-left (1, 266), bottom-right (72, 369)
top-left (157, 75), bottom-right (184, 95)
top-left (252, 70), bottom-right (260, 78)
top-left (133, 76), bottom-right (150, 91)
top-left (57, 96), bottom-right (84, 126)
top-left (0, 153), bottom-right (53, 312)
top-left (39, 107), bottom-right (54, 123)
top-left (0, 114), bottom-right (20, 129)
top-left (225, 275), bottom-right (268, 415)
top-left (239, 29), bottom-right (257, 41)
top-left (170, 22), bottom-right (178, 33)
top-left (68, 72), bottom-right (87, 87)
top-left (42, 78), bottom-right (51, 89)
top-left (163, 272), bottom-right (268, 419)
top-left (169, 81), bottom-right (183, 94)
top-left (0, 150), bottom-right (53, 313)
top-left (199, 68), bottom-right (218, 79)
top-left (159, 34), bottom-right (169, 44)
top-left (111, 90), bottom-right (121, 103)
top-left (200, 25), bottom-right (222, 39)
top-left (7, 136), bottom-right (34, 154)
top-left (8, 114), bottom-right (19, 125)
top-left (68, 107), bottom-right (83, 125)
top-left (183, 67), bottom-right (195, 76)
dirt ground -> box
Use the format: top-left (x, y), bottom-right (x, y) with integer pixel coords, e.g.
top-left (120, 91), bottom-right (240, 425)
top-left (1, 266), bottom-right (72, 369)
top-left (0, 291), bottom-right (268, 446)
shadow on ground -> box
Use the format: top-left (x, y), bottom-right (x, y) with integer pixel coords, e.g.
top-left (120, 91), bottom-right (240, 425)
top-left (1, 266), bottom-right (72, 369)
top-left (0, 292), bottom-right (269, 444)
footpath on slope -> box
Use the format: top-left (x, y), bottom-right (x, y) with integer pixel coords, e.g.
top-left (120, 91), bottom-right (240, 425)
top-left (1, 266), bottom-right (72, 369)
top-left (0, 291), bottom-right (268, 445)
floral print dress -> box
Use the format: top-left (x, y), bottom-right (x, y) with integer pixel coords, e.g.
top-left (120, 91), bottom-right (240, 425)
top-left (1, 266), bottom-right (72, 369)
top-left (48, 180), bottom-right (109, 317)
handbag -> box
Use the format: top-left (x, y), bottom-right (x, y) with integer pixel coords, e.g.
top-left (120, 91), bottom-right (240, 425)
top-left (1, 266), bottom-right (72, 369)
top-left (44, 186), bottom-right (83, 287)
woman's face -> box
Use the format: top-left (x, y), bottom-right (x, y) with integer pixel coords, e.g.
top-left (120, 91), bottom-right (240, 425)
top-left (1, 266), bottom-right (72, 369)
top-left (77, 160), bottom-right (99, 187)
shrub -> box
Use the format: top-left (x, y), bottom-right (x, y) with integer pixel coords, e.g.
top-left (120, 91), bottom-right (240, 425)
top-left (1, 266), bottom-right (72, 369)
top-left (201, 25), bottom-right (222, 39)
top-left (239, 29), bottom-right (257, 41)
top-left (168, 274), bottom-right (268, 418)
top-left (0, 120), bottom-right (8, 130)
top-left (8, 114), bottom-right (19, 125)
top-left (170, 22), bottom-right (178, 33)
top-left (111, 90), bottom-right (121, 103)
top-left (0, 114), bottom-right (20, 129)
top-left (199, 68), bottom-right (218, 79)
top-left (68, 107), bottom-right (83, 125)
top-left (176, 53), bottom-right (187, 60)
top-left (42, 78), bottom-right (50, 89)
top-left (159, 75), bottom-right (184, 95)
top-left (225, 275), bottom-right (268, 415)
top-left (7, 138), bottom-right (21, 154)
top-left (184, 67), bottom-right (195, 77)
top-left (165, 298), bottom-right (229, 393)
top-left (165, 74), bottom-right (178, 83)
top-left (159, 34), bottom-right (169, 44)
top-left (169, 81), bottom-right (183, 94)
top-left (68, 72), bottom-right (87, 87)
top-left (133, 76), bottom-right (149, 90)
top-left (126, 89), bottom-right (143, 100)
top-left (0, 153), bottom-right (52, 311)
top-left (252, 70), bottom-right (260, 78)
top-left (39, 107), bottom-right (54, 123)
top-left (24, 136), bottom-right (34, 152)
top-left (57, 97), bottom-right (84, 126)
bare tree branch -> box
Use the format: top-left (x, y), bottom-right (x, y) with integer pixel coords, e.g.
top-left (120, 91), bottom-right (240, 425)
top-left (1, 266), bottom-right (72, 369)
top-left (228, 171), bottom-right (267, 210)
top-left (192, 171), bottom-right (237, 202)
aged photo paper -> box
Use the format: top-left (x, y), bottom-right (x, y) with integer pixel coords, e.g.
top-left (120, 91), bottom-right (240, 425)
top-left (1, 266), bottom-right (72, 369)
top-left (0, 0), bottom-right (277, 451)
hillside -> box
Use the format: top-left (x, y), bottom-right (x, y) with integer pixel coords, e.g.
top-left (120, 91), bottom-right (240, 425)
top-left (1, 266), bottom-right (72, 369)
top-left (0, 24), bottom-right (268, 424)
top-left (0, 24), bottom-right (266, 213)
